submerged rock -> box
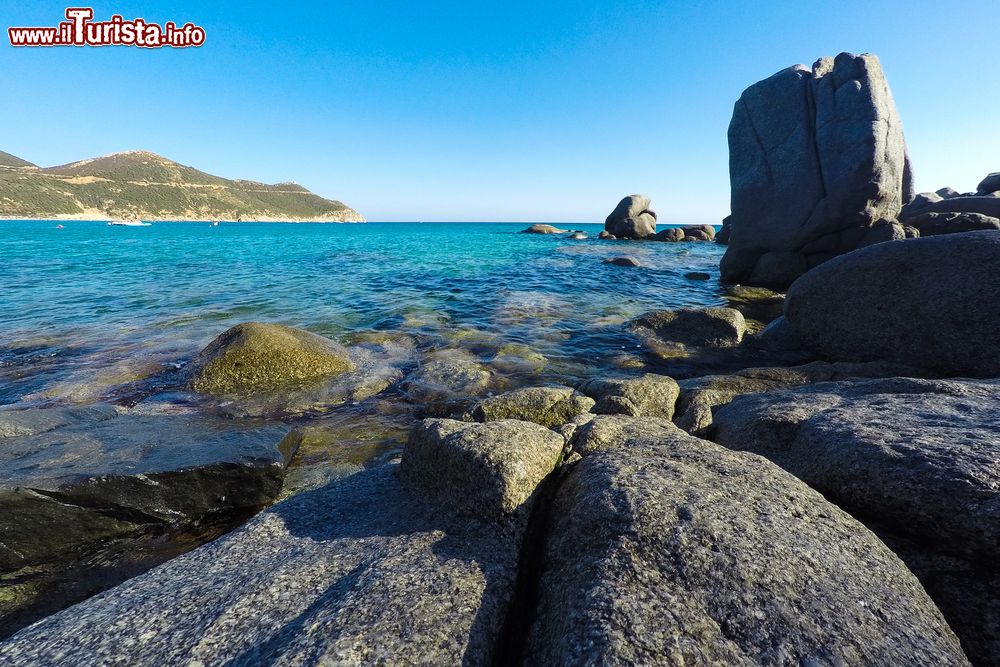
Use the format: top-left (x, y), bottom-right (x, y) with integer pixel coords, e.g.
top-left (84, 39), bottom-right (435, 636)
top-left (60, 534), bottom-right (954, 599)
top-left (604, 195), bottom-right (657, 239)
top-left (579, 373), bottom-right (679, 419)
top-left (191, 322), bottom-right (353, 395)
top-left (0, 463), bottom-right (529, 666)
top-left (464, 386), bottom-right (594, 428)
top-left (784, 230), bottom-right (1000, 377)
top-left (405, 349), bottom-right (493, 415)
top-left (722, 53), bottom-right (912, 288)
top-left (402, 418), bottom-right (563, 519)
top-left (603, 256), bottom-right (642, 267)
top-left (629, 307), bottom-right (746, 359)
top-left (527, 418), bottom-right (966, 666)
top-left (712, 377), bottom-right (1000, 665)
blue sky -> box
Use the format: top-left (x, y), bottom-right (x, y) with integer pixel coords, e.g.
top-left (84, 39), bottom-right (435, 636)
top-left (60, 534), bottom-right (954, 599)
top-left (1, 1), bottom-right (997, 222)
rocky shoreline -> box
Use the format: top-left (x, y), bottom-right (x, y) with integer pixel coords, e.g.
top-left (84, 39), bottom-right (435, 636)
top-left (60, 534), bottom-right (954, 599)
top-left (0, 52), bottom-right (998, 666)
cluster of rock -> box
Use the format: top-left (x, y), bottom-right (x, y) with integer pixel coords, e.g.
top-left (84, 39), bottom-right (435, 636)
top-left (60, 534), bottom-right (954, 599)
top-left (4, 228), bottom-right (998, 664)
top-left (897, 173), bottom-right (1000, 235)
top-left (598, 194), bottom-right (717, 242)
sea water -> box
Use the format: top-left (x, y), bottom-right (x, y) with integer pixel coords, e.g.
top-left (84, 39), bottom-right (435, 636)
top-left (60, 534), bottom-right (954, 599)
top-left (0, 221), bottom-right (726, 406)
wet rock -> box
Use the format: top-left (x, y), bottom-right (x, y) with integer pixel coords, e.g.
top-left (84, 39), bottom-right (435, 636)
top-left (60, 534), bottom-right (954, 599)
top-left (567, 231), bottom-right (587, 240)
top-left (598, 230), bottom-right (615, 240)
top-left (674, 360), bottom-right (934, 436)
top-left (0, 463), bottom-right (528, 666)
top-left (579, 373), bottom-right (679, 419)
top-left (682, 224), bottom-right (716, 241)
top-left (489, 343), bottom-right (547, 375)
top-left (722, 53), bottom-right (912, 288)
top-left (604, 195), bottom-right (657, 239)
top-left (712, 377), bottom-right (1000, 665)
top-left (405, 349), bottom-right (493, 415)
top-left (629, 307), bottom-right (746, 359)
top-left (683, 271), bottom-right (711, 280)
top-left (527, 419), bottom-right (967, 666)
top-left (0, 404), bottom-right (121, 438)
top-left (603, 256), bottom-right (641, 267)
top-left (191, 322), bottom-right (353, 396)
top-left (521, 223), bottom-right (568, 234)
top-left (464, 386), bottom-right (594, 428)
top-left (401, 418), bottom-right (563, 519)
top-left (907, 211), bottom-right (1000, 236)
top-left (0, 408), bottom-right (290, 573)
top-left (721, 284), bottom-right (785, 332)
top-left (784, 230), bottom-right (1000, 377)
top-left (650, 227), bottom-right (684, 242)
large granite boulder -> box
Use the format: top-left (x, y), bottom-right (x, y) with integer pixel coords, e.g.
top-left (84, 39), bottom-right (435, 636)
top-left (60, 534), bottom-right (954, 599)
top-left (401, 418), bottom-right (563, 519)
top-left (604, 195), bottom-right (657, 239)
top-left (712, 377), bottom-right (1000, 665)
top-left (978, 172), bottom-right (1000, 195)
top-left (721, 53), bottom-right (912, 288)
top-left (0, 463), bottom-right (531, 666)
top-left (191, 322), bottom-right (353, 395)
top-left (784, 230), bottom-right (1000, 377)
top-left (463, 386), bottom-right (594, 428)
top-left (527, 418), bottom-right (968, 665)
top-left (579, 373), bottom-right (680, 419)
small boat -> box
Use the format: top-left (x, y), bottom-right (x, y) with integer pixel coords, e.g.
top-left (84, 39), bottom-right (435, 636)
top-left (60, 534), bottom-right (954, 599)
top-left (55, 224), bottom-right (64, 229)
top-left (108, 220), bottom-right (152, 227)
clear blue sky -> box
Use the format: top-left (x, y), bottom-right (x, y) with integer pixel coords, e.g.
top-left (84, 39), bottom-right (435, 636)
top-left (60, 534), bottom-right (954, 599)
top-left (2, 1), bottom-right (997, 222)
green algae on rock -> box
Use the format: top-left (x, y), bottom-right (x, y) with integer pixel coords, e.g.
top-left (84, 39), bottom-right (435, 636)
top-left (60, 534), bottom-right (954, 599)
top-left (464, 386), bottom-right (594, 428)
top-left (191, 322), bottom-right (354, 395)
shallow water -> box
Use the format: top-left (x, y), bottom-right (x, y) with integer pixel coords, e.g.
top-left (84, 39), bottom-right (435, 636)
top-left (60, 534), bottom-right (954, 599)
top-left (0, 221), bottom-right (727, 406)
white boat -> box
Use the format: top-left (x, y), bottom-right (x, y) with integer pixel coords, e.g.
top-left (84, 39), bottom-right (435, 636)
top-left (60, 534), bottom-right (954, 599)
top-left (108, 220), bottom-right (152, 227)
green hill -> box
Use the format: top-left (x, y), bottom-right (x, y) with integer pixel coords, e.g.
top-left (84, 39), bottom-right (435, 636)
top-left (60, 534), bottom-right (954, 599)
top-left (0, 150), bottom-right (364, 222)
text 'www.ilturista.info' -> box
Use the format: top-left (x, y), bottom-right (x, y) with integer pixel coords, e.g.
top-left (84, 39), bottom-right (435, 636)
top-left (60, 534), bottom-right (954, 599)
top-left (8, 8), bottom-right (205, 48)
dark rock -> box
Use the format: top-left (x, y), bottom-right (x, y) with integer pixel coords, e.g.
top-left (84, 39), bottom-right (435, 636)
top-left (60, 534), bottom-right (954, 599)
top-left (521, 224), bottom-right (568, 234)
top-left (900, 195), bottom-right (1000, 222)
top-left (712, 377), bottom-right (1000, 665)
top-left (603, 256), bottom-right (641, 267)
top-left (0, 463), bottom-right (529, 665)
top-left (579, 373), bottom-right (679, 419)
top-left (629, 308), bottom-right (746, 358)
top-left (0, 407), bottom-right (290, 573)
top-left (977, 172), bottom-right (1000, 195)
top-left (527, 418), bottom-right (967, 666)
top-left (784, 230), bottom-right (1000, 377)
top-left (858, 218), bottom-right (908, 247)
top-left (682, 224), bottom-right (715, 241)
top-left (937, 186), bottom-right (962, 199)
top-left (683, 271), bottom-right (711, 280)
top-left (191, 322), bottom-right (353, 396)
top-left (907, 211), bottom-right (1000, 236)
top-left (401, 418), bottom-right (563, 519)
top-left (464, 386), bottom-right (594, 428)
top-left (716, 216), bottom-right (731, 244)
top-left (604, 195), bottom-right (657, 239)
top-left (650, 227), bottom-right (685, 242)
top-left (567, 231), bottom-right (587, 240)
top-left (722, 53), bottom-right (911, 288)
top-left (598, 230), bottom-right (615, 240)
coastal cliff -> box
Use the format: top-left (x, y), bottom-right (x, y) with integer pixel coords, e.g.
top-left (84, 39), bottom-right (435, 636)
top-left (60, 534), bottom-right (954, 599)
top-left (0, 150), bottom-right (364, 222)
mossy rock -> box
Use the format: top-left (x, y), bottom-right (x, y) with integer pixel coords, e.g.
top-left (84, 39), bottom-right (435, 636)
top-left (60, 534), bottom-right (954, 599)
top-left (191, 323), bottom-right (353, 395)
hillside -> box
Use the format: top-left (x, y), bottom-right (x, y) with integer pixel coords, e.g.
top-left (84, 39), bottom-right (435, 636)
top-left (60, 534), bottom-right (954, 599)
top-left (0, 150), bottom-right (364, 222)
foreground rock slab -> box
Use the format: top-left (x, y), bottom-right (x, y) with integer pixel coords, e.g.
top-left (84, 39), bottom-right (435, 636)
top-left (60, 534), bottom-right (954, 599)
top-left (0, 463), bottom-right (527, 666)
top-left (712, 377), bottom-right (1000, 665)
top-left (784, 230), bottom-right (1000, 377)
top-left (527, 419), bottom-right (967, 665)
top-left (722, 52), bottom-right (912, 288)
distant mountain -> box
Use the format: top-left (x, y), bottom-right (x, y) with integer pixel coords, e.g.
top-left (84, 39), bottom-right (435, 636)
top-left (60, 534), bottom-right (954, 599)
top-left (0, 150), bottom-right (364, 222)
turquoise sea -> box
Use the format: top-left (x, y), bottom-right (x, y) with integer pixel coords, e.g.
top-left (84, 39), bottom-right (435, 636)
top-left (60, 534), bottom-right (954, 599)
top-left (0, 221), bottom-right (726, 406)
